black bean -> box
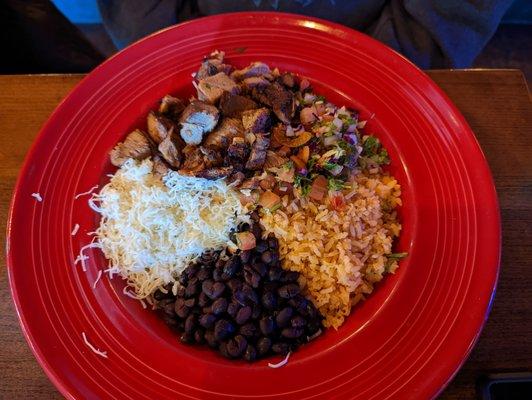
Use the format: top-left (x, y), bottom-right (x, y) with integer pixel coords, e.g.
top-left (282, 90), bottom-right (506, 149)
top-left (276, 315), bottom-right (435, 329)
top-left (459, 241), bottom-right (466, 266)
top-left (212, 298), bottom-right (228, 315)
top-left (180, 332), bottom-right (194, 344)
top-left (154, 289), bottom-right (170, 301)
top-left (185, 279), bottom-right (199, 297)
top-left (272, 342), bottom-right (289, 354)
top-left (261, 291), bottom-right (277, 310)
top-left (244, 269), bottom-right (261, 289)
top-left (257, 337), bottom-right (272, 356)
top-left (222, 258), bottom-right (239, 280)
top-left (227, 301), bottom-right (239, 318)
top-left (267, 234), bottom-right (279, 250)
top-left (214, 319), bottom-right (235, 341)
top-left (198, 291), bottom-right (210, 307)
top-left (260, 251), bottom-right (273, 264)
top-left (268, 267), bottom-right (283, 282)
top-left (199, 313), bottom-right (217, 329)
top-left (281, 271), bottom-right (299, 283)
top-left (163, 302), bottom-right (176, 317)
top-left (242, 284), bottom-right (258, 304)
top-left (204, 330), bottom-right (217, 348)
top-left (239, 323), bottom-right (257, 338)
top-left (259, 316), bottom-right (276, 335)
top-left (211, 282), bottom-right (226, 299)
top-left (202, 280), bottom-right (224, 299)
top-left (251, 304), bottom-right (262, 320)
top-left (196, 268), bottom-right (211, 281)
top-left (184, 264), bottom-right (199, 280)
top-left (176, 285), bottom-right (186, 297)
top-left (184, 298), bottom-right (195, 308)
top-left (184, 314), bottom-right (196, 334)
top-left (178, 273), bottom-right (188, 286)
top-left (235, 306), bottom-right (252, 324)
top-left (244, 344), bottom-right (257, 361)
top-left (219, 341), bottom-right (231, 358)
top-left (278, 284), bottom-right (300, 299)
top-left (227, 278), bottom-right (242, 292)
top-left (175, 298), bottom-right (190, 318)
top-left (212, 268), bottom-right (223, 282)
top-left (162, 315), bottom-right (177, 327)
top-left (255, 240), bottom-right (268, 253)
top-left (227, 335), bottom-right (247, 358)
top-left (251, 224), bottom-right (262, 239)
top-left (215, 257), bottom-right (225, 269)
top-left (282, 327), bottom-right (303, 339)
top-left (194, 328), bottom-right (205, 344)
top-left (276, 307), bottom-right (293, 328)
top-left (234, 290), bottom-right (248, 306)
top-left (251, 262), bottom-right (267, 277)
top-left (240, 250), bottom-right (251, 263)
top-left (291, 315), bottom-right (306, 328)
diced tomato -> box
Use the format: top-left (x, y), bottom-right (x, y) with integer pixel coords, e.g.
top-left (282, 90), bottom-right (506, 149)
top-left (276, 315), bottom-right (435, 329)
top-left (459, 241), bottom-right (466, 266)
top-left (235, 232), bottom-right (256, 250)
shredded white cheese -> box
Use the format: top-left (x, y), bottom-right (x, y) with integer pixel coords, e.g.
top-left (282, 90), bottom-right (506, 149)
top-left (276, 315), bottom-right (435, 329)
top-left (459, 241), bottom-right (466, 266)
top-left (81, 332), bottom-right (108, 358)
top-left (75, 185), bottom-right (98, 199)
top-left (268, 352), bottom-right (291, 368)
top-left (31, 193), bottom-right (42, 202)
top-left (71, 223), bottom-right (80, 236)
top-left (75, 242), bottom-right (103, 272)
top-left (90, 159), bottom-right (248, 298)
top-left (92, 270), bottom-right (103, 289)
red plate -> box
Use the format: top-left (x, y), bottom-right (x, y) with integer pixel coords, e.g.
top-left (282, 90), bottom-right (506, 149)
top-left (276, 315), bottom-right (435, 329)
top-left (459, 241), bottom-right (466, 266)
top-left (7, 12), bottom-right (500, 399)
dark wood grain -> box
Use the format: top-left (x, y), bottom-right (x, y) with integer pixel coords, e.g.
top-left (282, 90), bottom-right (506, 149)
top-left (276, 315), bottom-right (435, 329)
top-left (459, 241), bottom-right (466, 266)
top-left (0, 71), bottom-right (530, 399)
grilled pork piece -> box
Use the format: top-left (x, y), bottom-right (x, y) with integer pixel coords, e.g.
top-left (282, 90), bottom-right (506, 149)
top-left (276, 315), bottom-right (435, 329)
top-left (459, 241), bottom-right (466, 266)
top-left (109, 129), bottom-right (152, 167)
top-left (158, 95), bottom-right (185, 121)
top-left (179, 101), bottom-right (220, 145)
top-left (218, 92), bottom-right (257, 117)
top-left (231, 62), bottom-right (271, 81)
top-left (196, 72), bottom-right (240, 104)
top-left (203, 118), bottom-right (244, 149)
top-left (245, 133), bottom-right (270, 170)
top-left (252, 81), bottom-right (295, 124)
top-left (242, 108), bottom-right (271, 133)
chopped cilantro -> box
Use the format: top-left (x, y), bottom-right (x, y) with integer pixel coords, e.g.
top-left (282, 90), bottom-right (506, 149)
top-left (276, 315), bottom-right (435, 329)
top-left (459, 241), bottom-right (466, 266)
top-left (294, 173), bottom-right (312, 196)
top-left (388, 252), bottom-right (408, 259)
top-left (322, 161), bottom-right (338, 172)
top-left (385, 252), bottom-right (408, 272)
top-left (270, 203), bottom-right (282, 213)
top-left (234, 46), bottom-right (247, 53)
top-left (315, 95), bottom-right (326, 102)
top-left (361, 136), bottom-right (390, 165)
top-left (281, 160), bottom-right (294, 171)
top-left (327, 177), bottom-right (351, 191)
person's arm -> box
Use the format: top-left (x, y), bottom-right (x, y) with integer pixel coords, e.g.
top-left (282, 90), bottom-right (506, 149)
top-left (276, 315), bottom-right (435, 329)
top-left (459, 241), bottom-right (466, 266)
top-left (97, 0), bottom-right (186, 49)
top-left (368, 0), bottom-right (514, 68)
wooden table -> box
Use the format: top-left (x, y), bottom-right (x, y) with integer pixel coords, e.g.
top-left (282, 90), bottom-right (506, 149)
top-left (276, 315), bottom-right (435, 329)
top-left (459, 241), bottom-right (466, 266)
top-left (0, 71), bottom-right (531, 399)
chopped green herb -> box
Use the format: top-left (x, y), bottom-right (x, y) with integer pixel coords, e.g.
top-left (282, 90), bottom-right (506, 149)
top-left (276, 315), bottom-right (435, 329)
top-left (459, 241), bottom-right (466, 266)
top-left (388, 252), bottom-right (408, 259)
top-left (269, 203), bottom-right (282, 213)
top-left (361, 136), bottom-right (390, 165)
top-left (327, 177), bottom-right (351, 191)
top-left (385, 252), bottom-right (408, 272)
top-left (294, 173), bottom-right (312, 196)
top-left (322, 161), bottom-right (338, 172)
top-left (315, 95), bottom-right (326, 102)
top-left (234, 46), bottom-right (247, 54)
top-left (281, 160), bottom-right (294, 171)
top-left (307, 155), bottom-right (319, 170)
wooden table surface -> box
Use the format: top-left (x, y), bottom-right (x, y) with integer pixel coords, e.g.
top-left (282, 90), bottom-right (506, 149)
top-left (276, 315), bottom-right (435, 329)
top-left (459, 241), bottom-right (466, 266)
top-left (0, 71), bottom-right (531, 399)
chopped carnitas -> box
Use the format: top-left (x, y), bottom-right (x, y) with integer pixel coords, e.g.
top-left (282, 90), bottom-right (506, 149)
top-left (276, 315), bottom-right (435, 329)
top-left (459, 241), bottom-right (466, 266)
top-left (258, 190), bottom-right (281, 209)
top-left (235, 231), bottom-right (256, 250)
top-left (309, 175), bottom-right (328, 201)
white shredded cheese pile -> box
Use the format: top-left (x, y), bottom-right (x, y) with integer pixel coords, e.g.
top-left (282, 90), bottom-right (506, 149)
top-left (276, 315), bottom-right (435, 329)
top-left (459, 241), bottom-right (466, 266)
top-left (90, 158), bottom-right (248, 298)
